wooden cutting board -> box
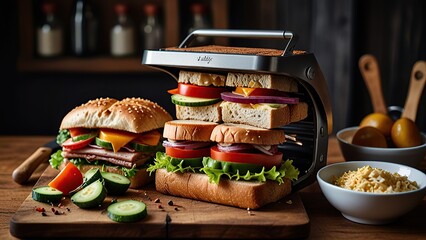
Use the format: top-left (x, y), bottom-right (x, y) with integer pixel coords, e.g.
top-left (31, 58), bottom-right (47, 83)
top-left (10, 167), bottom-right (310, 239)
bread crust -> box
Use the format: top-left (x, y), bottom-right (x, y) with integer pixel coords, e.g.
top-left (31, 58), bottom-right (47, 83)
top-left (163, 120), bottom-right (218, 142)
top-left (210, 123), bottom-right (285, 145)
top-left (60, 159), bottom-right (153, 189)
top-left (175, 102), bottom-right (222, 123)
top-left (226, 72), bottom-right (298, 92)
top-left (220, 101), bottom-right (308, 129)
top-left (178, 70), bottom-right (226, 87)
top-left (60, 97), bottom-right (173, 133)
top-left (155, 168), bottom-right (292, 209)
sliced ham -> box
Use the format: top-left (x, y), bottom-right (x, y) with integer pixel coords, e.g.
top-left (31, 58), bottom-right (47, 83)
top-left (62, 146), bottom-right (152, 168)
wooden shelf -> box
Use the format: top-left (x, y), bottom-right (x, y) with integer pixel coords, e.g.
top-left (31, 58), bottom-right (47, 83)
top-left (17, 0), bottom-right (229, 73)
top-left (17, 56), bottom-right (155, 73)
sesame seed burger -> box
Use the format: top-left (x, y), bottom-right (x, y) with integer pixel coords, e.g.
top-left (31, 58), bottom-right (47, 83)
top-left (49, 97), bottom-right (173, 188)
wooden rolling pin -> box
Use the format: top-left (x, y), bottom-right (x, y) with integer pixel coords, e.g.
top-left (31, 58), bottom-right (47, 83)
top-left (402, 60), bottom-right (426, 121)
top-left (359, 54), bottom-right (388, 114)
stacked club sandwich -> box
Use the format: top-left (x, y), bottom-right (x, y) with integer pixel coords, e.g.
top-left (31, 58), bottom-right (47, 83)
top-left (149, 70), bottom-right (308, 209)
top-left (49, 97), bottom-right (173, 188)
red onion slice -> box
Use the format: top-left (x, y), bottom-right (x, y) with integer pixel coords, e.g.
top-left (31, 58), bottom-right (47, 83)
top-left (221, 92), bottom-right (299, 104)
top-left (253, 145), bottom-right (274, 155)
top-left (217, 143), bottom-right (254, 152)
top-left (163, 140), bottom-right (211, 150)
top-left (88, 144), bottom-right (103, 149)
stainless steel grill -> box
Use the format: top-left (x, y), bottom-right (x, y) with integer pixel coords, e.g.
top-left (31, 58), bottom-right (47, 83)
top-left (141, 29), bottom-right (333, 191)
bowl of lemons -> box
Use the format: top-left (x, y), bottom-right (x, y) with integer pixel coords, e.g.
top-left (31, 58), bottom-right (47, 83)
top-left (337, 112), bottom-right (426, 168)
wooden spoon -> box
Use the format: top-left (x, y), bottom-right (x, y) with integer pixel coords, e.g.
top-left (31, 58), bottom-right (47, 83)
top-left (359, 54), bottom-right (388, 114)
top-left (401, 61), bottom-right (426, 121)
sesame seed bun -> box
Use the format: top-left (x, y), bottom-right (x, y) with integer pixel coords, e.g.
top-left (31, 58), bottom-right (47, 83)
top-left (60, 97), bottom-right (173, 133)
top-left (210, 123), bottom-right (285, 145)
top-left (162, 120), bottom-right (219, 142)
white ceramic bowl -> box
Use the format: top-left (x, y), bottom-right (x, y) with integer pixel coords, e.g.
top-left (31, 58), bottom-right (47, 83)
top-left (317, 161), bottom-right (426, 225)
top-left (336, 126), bottom-right (426, 168)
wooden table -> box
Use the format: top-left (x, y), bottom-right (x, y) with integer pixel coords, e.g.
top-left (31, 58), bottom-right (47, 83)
top-left (1, 136), bottom-right (425, 239)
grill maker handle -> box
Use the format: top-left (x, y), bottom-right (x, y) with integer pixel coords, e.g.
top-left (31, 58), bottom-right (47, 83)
top-left (179, 29), bottom-right (298, 56)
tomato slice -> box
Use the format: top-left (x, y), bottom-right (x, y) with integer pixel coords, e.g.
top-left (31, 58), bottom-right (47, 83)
top-left (165, 146), bottom-right (211, 159)
top-left (210, 146), bottom-right (282, 168)
top-left (62, 136), bottom-right (95, 150)
top-left (69, 128), bottom-right (92, 137)
top-left (234, 87), bottom-right (288, 97)
top-left (168, 83), bottom-right (229, 99)
top-left (48, 162), bottom-right (83, 195)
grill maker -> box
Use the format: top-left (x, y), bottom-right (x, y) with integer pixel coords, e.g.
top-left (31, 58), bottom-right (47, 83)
top-left (141, 29), bottom-right (333, 191)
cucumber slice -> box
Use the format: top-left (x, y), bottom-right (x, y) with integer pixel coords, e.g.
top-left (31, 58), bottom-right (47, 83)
top-left (107, 200), bottom-right (147, 223)
top-left (69, 168), bottom-right (103, 195)
top-left (101, 172), bottom-right (131, 195)
top-left (171, 94), bottom-right (221, 107)
top-left (130, 141), bottom-right (161, 152)
top-left (85, 168), bottom-right (102, 181)
top-left (32, 186), bottom-right (63, 203)
top-left (71, 179), bottom-right (107, 209)
top-left (72, 132), bottom-right (98, 142)
top-left (170, 157), bottom-right (203, 168)
top-left (203, 157), bottom-right (264, 175)
top-left (95, 137), bottom-right (113, 150)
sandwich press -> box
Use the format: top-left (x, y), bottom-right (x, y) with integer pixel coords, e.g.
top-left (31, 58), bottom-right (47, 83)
top-left (141, 29), bottom-right (333, 191)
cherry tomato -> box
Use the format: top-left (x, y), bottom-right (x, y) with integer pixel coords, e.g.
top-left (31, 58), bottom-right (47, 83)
top-left (62, 136), bottom-right (95, 150)
top-left (165, 146), bottom-right (211, 159)
top-left (167, 83), bottom-right (229, 99)
top-left (48, 162), bottom-right (83, 195)
top-left (210, 146), bottom-right (282, 169)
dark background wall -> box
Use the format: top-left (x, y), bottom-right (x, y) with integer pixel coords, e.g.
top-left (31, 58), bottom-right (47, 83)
top-left (1, 0), bottom-right (425, 136)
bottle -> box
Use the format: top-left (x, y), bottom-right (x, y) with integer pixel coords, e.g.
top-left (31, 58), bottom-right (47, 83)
top-left (187, 2), bottom-right (212, 46)
top-left (36, 2), bottom-right (63, 57)
top-left (70, 0), bottom-right (98, 56)
top-left (141, 3), bottom-right (164, 50)
top-left (110, 3), bottom-right (136, 57)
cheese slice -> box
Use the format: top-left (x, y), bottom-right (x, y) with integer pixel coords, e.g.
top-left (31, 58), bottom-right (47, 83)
top-left (250, 103), bottom-right (286, 109)
top-left (99, 129), bottom-right (138, 152)
top-left (234, 87), bottom-right (255, 97)
top-left (133, 130), bottom-right (161, 146)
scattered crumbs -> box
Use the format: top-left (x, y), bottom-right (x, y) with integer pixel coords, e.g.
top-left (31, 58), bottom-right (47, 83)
top-left (167, 200), bottom-right (174, 206)
top-left (51, 207), bottom-right (56, 213)
top-left (174, 207), bottom-right (179, 211)
top-left (247, 208), bottom-right (255, 216)
top-left (286, 200), bottom-right (293, 205)
top-left (157, 205), bottom-right (163, 209)
top-left (66, 208), bottom-right (71, 212)
top-left (41, 212), bottom-right (48, 217)
top-left (54, 210), bottom-right (65, 215)
top-left (35, 207), bottom-right (45, 213)
top-left (154, 198), bottom-right (161, 203)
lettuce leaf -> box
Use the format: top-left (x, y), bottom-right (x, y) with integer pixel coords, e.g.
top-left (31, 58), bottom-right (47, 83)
top-left (200, 157), bottom-right (299, 185)
top-left (147, 152), bottom-right (201, 175)
top-left (49, 150), bottom-right (64, 169)
top-left (56, 129), bottom-right (70, 145)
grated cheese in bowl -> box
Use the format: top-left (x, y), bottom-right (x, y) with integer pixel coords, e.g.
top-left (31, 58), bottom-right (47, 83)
top-left (334, 165), bottom-right (419, 193)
